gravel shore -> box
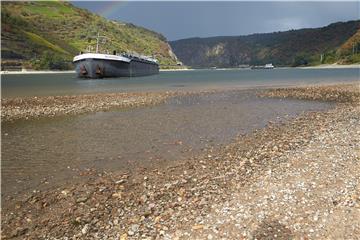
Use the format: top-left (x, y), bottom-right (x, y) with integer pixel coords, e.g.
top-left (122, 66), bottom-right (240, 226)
top-left (1, 91), bottom-right (200, 122)
top-left (1, 83), bottom-right (359, 239)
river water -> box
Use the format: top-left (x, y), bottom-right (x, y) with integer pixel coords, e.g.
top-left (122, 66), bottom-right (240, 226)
top-left (2, 68), bottom-right (359, 97)
top-left (2, 68), bottom-right (357, 198)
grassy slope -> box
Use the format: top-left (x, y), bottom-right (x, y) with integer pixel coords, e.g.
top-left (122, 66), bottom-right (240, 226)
top-left (1, 1), bottom-right (178, 69)
top-left (170, 20), bottom-right (360, 68)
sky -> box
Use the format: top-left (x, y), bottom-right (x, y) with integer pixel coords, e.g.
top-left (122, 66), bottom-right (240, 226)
top-left (72, 1), bottom-right (360, 41)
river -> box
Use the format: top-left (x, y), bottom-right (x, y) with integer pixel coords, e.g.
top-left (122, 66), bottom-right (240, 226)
top-left (2, 68), bottom-right (357, 199)
top-left (2, 68), bottom-right (359, 97)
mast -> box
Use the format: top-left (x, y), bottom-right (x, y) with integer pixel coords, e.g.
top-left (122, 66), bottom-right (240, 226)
top-left (95, 32), bottom-right (108, 53)
top-left (96, 32), bottom-right (100, 53)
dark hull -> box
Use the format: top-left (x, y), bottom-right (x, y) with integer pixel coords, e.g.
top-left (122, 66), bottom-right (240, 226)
top-left (74, 58), bottom-right (159, 78)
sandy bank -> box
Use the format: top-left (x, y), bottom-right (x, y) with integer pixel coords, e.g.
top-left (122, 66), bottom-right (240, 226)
top-left (298, 63), bottom-right (360, 69)
top-left (159, 68), bottom-right (192, 72)
top-left (2, 83), bottom-right (359, 239)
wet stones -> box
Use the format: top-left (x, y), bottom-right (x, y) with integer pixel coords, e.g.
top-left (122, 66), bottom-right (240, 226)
top-left (1, 90), bottom-right (219, 122)
top-left (259, 84), bottom-right (360, 103)
top-left (1, 83), bottom-right (359, 239)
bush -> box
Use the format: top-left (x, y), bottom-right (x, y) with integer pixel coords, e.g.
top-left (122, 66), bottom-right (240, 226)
top-left (31, 51), bottom-right (72, 70)
top-left (322, 51), bottom-right (337, 64)
top-left (292, 54), bottom-right (309, 67)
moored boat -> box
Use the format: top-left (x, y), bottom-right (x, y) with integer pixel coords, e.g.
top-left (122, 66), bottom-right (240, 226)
top-left (251, 63), bottom-right (275, 69)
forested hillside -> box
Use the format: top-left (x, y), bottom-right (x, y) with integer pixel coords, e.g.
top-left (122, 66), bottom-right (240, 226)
top-left (170, 20), bottom-right (360, 68)
top-left (1, 1), bottom-right (179, 70)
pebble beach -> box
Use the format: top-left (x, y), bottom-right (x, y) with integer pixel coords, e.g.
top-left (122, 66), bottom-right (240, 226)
top-left (1, 91), bottom-right (188, 122)
top-left (1, 83), bottom-right (360, 239)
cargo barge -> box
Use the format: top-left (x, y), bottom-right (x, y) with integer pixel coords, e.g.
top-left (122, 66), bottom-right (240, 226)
top-left (73, 34), bottom-right (159, 78)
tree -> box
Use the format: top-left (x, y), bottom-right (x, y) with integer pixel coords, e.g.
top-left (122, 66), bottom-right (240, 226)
top-left (292, 54), bottom-right (309, 67)
top-left (33, 51), bottom-right (71, 70)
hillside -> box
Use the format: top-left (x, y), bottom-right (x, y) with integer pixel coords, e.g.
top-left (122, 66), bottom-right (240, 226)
top-left (1, 1), bottom-right (179, 70)
top-left (170, 20), bottom-right (360, 68)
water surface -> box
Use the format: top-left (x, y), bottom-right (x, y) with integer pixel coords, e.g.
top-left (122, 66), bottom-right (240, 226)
top-left (2, 90), bottom-right (333, 197)
top-left (1, 68), bottom-right (354, 199)
top-left (2, 68), bottom-right (359, 97)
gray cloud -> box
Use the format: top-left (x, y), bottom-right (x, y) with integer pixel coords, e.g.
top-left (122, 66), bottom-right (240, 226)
top-left (72, 1), bottom-right (359, 40)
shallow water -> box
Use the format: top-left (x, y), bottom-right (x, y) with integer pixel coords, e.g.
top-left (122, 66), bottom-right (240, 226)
top-left (2, 90), bottom-right (334, 197)
top-left (2, 68), bottom-right (359, 97)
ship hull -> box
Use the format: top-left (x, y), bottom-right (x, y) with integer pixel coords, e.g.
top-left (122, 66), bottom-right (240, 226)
top-left (74, 58), bottom-right (159, 78)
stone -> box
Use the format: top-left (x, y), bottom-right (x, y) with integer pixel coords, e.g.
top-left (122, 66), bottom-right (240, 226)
top-left (76, 196), bottom-right (88, 203)
top-left (130, 224), bottom-right (139, 233)
top-left (112, 192), bottom-right (122, 199)
top-left (192, 224), bottom-right (204, 230)
top-left (81, 224), bottom-right (89, 234)
top-left (120, 233), bottom-right (128, 240)
top-left (11, 227), bottom-right (28, 237)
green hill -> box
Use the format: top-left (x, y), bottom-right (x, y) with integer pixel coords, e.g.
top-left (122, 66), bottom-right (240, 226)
top-left (1, 1), bottom-right (179, 70)
top-left (170, 20), bottom-right (360, 68)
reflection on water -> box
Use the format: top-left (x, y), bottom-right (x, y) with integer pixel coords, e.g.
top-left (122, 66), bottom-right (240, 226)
top-left (1, 90), bottom-right (334, 197)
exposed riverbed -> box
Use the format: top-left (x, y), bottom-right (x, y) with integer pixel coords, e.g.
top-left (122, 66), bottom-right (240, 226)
top-left (2, 89), bottom-right (334, 199)
top-left (1, 83), bottom-right (359, 239)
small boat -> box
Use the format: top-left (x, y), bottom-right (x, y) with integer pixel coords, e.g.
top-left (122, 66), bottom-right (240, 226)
top-left (264, 63), bottom-right (274, 69)
top-left (251, 63), bottom-right (275, 69)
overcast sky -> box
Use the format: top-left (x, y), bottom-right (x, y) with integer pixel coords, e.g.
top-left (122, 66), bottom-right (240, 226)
top-left (72, 1), bottom-right (360, 41)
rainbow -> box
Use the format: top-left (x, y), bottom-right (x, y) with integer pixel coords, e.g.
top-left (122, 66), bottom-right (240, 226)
top-left (97, 1), bottom-right (129, 18)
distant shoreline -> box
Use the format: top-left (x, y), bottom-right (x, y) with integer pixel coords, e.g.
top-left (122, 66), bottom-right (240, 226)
top-left (297, 63), bottom-right (360, 69)
top-left (159, 68), bottom-right (193, 72)
top-left (0, 70), bottom-right (76, 75)
top-left (0, 69), bottom-right (191, 75)
top-left (1, 64), bottom-right (358, 75)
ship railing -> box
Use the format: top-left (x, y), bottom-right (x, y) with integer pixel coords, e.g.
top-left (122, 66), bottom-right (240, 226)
top-left (121, 52), bottom-right (158, 63)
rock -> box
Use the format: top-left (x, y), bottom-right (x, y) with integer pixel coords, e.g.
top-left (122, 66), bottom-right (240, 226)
top-left (81, 224), bottom-right (89, 234)
top-left (143, 209), bottom-right (152, 217)
top-left (115, 179), bottom-right (127, 184)
top-left (112, 192), bottom-right (122, 199)
top-left (140, 195), bottom-right (148, 203)
top-left (120, 233), bottom-right (128, 240)
top-left (76, 196), bottom-right (88, 203)
top-left (192, 224), bottom-right (204, 230)
top-left (11, 227), bottom-right (28, 237)
top-left (130, 224), bottom-right (139, 233)
top-left (61, 190), bottom-right (70, 196)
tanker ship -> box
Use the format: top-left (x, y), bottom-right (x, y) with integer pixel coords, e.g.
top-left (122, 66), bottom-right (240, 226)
top-left (73, 34), bottom-right (159, 78)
